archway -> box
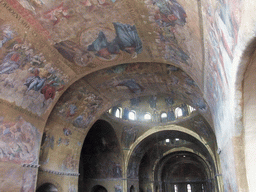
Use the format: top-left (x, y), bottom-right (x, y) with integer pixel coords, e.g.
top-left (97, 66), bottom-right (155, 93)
top-left (36, 183), bottom-right (58, 192)
top-left (37, 63), bottom-right (215, 191)
top-left (126, 126), bottom-right (219, 192)
top-left (157, 152), bottom-right (211, 192)
top-left (79, 120), bottom-right (122, 191)
top-left (91, 185), bottom-right (108, 192)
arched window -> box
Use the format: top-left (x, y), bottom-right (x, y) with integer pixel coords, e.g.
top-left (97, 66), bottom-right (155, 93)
top-left (175, 107), bottom-right (183, 118)
top-left (144, 113), bottom-right (151, 120)
top-left (128, 111), bottom-right (136, 120)
top-left (188, 105), bottom-right (196, 113)
top-left (115, 107), bottom-right (122, 118)
top-left (174, 184), bottom-right (178, 192)
top-left (161, 112), bottom-right (167, 122)
top-left (187, 184), bottom-right (191, 192)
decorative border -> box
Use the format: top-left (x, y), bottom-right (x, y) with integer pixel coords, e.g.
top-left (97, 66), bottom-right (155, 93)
top-left (39, 167), bottom-right (80, 176)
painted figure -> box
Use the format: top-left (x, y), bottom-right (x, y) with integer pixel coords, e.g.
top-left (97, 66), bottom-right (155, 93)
top-left (88, 22), bottom-right (143, 59)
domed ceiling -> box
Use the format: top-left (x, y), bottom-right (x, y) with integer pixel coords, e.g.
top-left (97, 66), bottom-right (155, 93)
top-left (0, 0), bottom-right (242, 125)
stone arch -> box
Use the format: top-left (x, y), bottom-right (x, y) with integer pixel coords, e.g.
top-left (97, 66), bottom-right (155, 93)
top-left (37, 62), bottom-right (213, 191)
top-left (125, 124), bottom-right (220, 192)
top-left (79, 119), bottom-right (123, 191)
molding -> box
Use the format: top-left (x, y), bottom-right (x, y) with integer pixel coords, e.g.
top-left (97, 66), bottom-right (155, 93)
top-left (39, 167), bottom-right (80, 176)
top-left (22, 164), bottom-right (40, 168)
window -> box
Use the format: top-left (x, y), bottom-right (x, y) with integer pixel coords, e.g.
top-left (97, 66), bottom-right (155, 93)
top-left (115, 108), bottom-right (122, 118)
top-left (188, 105), bottom-right (196, 113)
top-left (174, 184), bottom-right (178, 192)
top-left (144, 113), bottom-right (151, 120)
top-left (161, 112), bottom-right (167, 122)
top-left (128, 111), bottom-right (136, 120)
top-left (187, 184), bottom-right (191, 192)
top-left (175, 107), bottom-right (183, 118)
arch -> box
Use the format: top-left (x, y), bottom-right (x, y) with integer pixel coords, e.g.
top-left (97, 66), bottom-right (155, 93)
top-left (125, 124), bottom-right (219, 191)
top-left (129, 110), bottom-right (136, 121)
top-left (36, 183), bottom-right (58, 192)
top-left (233, 37), bottom-right (256, 191)
top-left (175, 107), bottom-right (183, 118)
top-left (126, 125), bottom-right (217, 171)
top-left (160, 112), bottom-right (168, 123)
top-left (79, 119), bottom-right (122, 191)
top-left (144, 113), bottom-right (151, 121)
top-left (130, 185), bottom-right (135, 192)
top-left (91, 185), bottom-right (108, 192)
top-left (242, 40), bottom-right (256, 191)
top-left (154, 151), bottom-right (213, 192)
top-left (37, 63), bottom-right (213, 192)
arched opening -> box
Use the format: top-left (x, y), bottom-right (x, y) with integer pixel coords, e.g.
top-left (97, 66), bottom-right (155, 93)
top-left (159, 152), bottom-right (211, 192)
top-left (130, 185), bottom-right (135, 192)
top-left (161, 112), bottom-right (168, 123)
top-left (129, 110), bottom-right (136, 120)
top-left (91, 185), bottom-right (108, 192)
top-left (36, 183), bottom-right (58, 192)
top-left (79, 120), bottom-right (122, 191)
top-left (36, 63), bottom-right (215, 192)
top-left (127, 128), bottom-right (218, 192)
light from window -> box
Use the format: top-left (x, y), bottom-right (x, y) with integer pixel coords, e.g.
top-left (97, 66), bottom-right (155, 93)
top-left (166, 139), bottom-right (170, 143)
top-left (175, 107), bottom-right (183, 118)
top-left (175, 138), bottom-right (180, 141)
top-left (188, 105), bottom-right (196, 113)
top-left (115, 108), bottom-right (121, 118)
top-left (174, 184), bottom-right (178, 192)
top-left (128, 111), bottom-right (136, 120)
top-left (144, 113), bottom-right (151, 120)
top-left (161, 112), bottom-right (167, 118)
top-left (187, 184), bottom-right (191, 192)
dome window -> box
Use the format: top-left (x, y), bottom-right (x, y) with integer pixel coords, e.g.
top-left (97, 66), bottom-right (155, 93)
top-left (128, 111), bottom-right (136, 120)
top-left (175, 107), bottom-right (183, 118)
top-left (115, 108), bottom-right (122, 118)
top-left (144, 113), bottom-right (151, 120)
top-left (161, 112), bottom-right (167, 122)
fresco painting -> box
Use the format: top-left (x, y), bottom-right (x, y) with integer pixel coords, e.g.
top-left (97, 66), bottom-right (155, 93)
top-left (0, 116), bottom-right (40, 164)
top-left (54, 22), bottom-right (143, 67)
top-left (39, 132), bottom-right (54, 165)
top-left (7, 0), bottom-right (142, 67)
top-left (56, 86), bottom-right (103, 129)
top-left (203, 0), bottom-right (241, 110)
top-left (144, 0), bottom-right (190, 65)
top-left (57, 137), bottom-right (69, 146)
top-left (89, 64), bottom-right (207, 114)
top-left (116, 79), bottom-right (144, 94)
top-left (20, 168), bottom-right (37, 192)
top-left (62, 153), bottom-right (79, 172)
top-left (85, 157), bottom-right (122, 178)
top-left (63, 127), bottom-right (72, 136)
top-left (121, 126), bottom-right (138, 149)
top-left (0, 24), bottom-right (69, 116)
top-left (193, 119), bottom-right (210, 139)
